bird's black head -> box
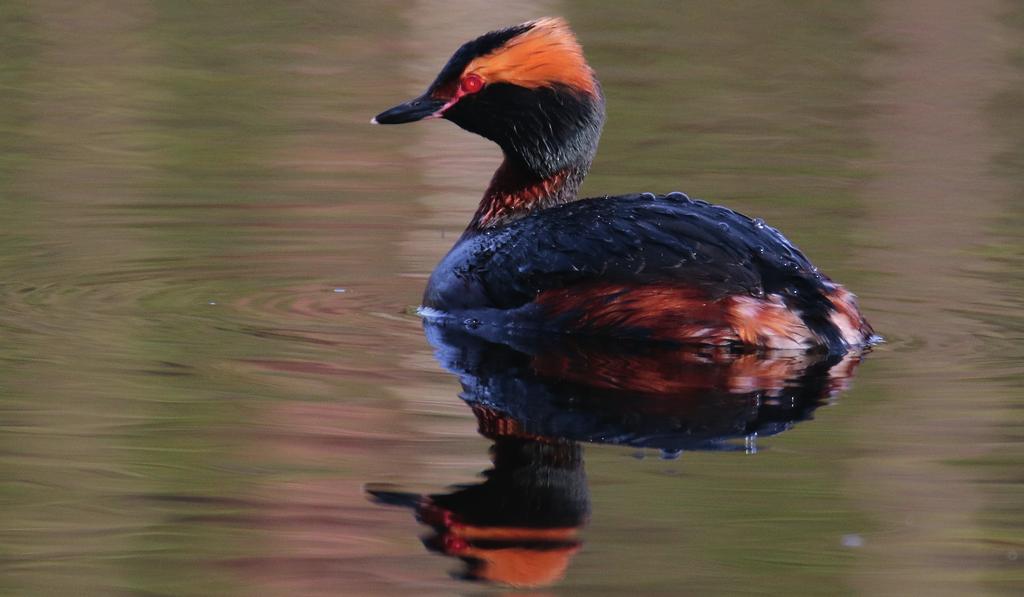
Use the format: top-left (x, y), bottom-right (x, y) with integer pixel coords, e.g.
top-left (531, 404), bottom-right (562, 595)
top-left (374, 18), bottom-right (606, 179)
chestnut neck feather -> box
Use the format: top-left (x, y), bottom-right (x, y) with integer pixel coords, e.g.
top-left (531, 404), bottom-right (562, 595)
top-left (469, 157), bottom-right (589, 230)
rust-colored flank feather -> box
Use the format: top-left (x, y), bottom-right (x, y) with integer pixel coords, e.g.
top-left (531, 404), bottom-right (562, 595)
top-left (825, 286), bottom-right (873, 346)
top-left (536, 284), bottom-right (816, 349)
top-left (466, 17), bottom-right (597, 95)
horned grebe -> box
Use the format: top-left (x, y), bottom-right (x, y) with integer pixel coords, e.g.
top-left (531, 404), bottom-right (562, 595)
top-left (373, 17), bottom-right (873, 353)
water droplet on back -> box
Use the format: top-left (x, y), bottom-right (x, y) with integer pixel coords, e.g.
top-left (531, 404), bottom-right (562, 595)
top-left (660, 448), bottom-right (682, 460)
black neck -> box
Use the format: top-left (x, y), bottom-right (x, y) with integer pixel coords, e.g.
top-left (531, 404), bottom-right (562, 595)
top-left (444, 83), bottom-right (605, 231)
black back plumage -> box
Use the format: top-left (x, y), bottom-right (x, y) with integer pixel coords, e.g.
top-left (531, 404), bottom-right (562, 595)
top-left (424, 192), bottom-right (844, 346)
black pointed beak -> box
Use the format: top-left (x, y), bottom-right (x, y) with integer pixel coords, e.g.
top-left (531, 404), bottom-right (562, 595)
top-left (372, 94), bottom-right (446, 125)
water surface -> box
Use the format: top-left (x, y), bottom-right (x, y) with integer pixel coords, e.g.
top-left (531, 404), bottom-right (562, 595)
top-left (1, 1), bottom-right (1022, 595)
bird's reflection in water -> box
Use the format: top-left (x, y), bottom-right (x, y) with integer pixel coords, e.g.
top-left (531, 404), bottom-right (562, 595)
top-left (368, 323), bottom-right (866, 588)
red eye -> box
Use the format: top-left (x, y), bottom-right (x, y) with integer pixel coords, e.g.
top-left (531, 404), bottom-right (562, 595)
top-left (460, 73), bottom-right (484, 94)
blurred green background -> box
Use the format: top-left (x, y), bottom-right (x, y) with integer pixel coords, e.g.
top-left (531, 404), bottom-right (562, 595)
top-left (1, 0), bottom-right (1022, 595)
